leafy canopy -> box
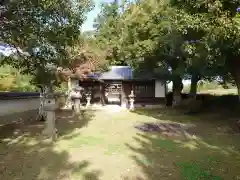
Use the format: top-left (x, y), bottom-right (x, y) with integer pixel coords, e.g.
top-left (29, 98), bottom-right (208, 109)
top-left (1, 0), bottom-right (93, 86)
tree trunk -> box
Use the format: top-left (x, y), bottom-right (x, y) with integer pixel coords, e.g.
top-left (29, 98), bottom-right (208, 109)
top-left (235, 77), bottom-right (240, 102)
top-left (172, 76), bottom-right (183, 107)
top-left (230, 58), bottom-right (240, 102)
top-left (237, 87), bottom-right (240, 102)
top-left (189, 75), bottom-right (200, 98)
top-left (172, 89), bottom-right (182, 106)
top-left (37, 86), bottom-right (46, 121)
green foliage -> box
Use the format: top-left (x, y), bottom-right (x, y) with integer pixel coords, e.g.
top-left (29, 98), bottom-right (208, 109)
top-left (1, 0), bottom-right (93, 86)
top-left (55, 82), bottom-right (68, 93)
top-left (94, 0), bottom-right (212, 83)
top-left (0, 65), bottom-right (36, 91)
top-left (170, 0), bottom-right (240, 83)
top-left (93, 0), bottom-right (240, 98)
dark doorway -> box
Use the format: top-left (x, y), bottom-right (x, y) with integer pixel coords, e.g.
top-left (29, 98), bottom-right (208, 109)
top-left (104, 81), bottom-right (122, 105)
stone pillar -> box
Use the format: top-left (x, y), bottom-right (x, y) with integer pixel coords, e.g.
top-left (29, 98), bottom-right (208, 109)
top-left (71, 86), bottom-right (83, 115)
top-left (100, 83), bottom-right (105, 106)
top-left (63, 78), bottom-right (74, 109)
top-left (74, 98), bottom-right (81, 114)
top-left (42, 93), bottom-right (57, 141)
top-left (121, 83), bottom-right (127, 109)
top-left (37, 90), bottom-right (46, 121)
top-left (71, 92), bottom-right (81, 114)
top-left (128, 90), bottom-right (135, 111)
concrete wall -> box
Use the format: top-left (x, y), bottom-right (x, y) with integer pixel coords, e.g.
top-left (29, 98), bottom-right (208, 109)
top-left (0, 98), bottom-right (40, 116)
top-left (155, 80), bottom-right (166, 97)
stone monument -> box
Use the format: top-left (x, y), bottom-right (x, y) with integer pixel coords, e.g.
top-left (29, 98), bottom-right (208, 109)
top-left (129, 90), bottom-right (135, 111)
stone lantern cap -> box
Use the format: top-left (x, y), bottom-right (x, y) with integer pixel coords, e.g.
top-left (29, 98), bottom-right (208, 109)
top-left (73, 86), bottom-right (84, 92)
top-left (43, 93), bottom-right (58, 111)
top-left (71, 86), bottom-right (83, 99)
top-left (86, 93), bottom-right (91, 97)
top-left (44, 93), bottom-right (56, 99)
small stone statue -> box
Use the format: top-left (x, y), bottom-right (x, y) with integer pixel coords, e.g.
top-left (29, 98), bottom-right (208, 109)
top-left (71, 86), bottom-right (83, 114)
top-left (86, 93), bottom-right (91, 108)
top-left (128, 90), bottom-right (135, 111)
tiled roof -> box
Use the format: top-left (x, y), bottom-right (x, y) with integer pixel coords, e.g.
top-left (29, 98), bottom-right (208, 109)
top-left (82, 66), bottom-right (161, 80)
top-left (99, 66), bottom-right (133, 80)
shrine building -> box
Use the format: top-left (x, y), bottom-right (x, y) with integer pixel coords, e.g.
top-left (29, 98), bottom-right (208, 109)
top-left (70, 66), bottom-right (167, 108)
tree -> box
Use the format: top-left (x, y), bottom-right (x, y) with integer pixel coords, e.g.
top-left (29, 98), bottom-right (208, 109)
top-left (96, 0), bottom-right (189, 105)
top-left (1, 0), bottom-right (93, 87)
top-left (0, 0), bottom-right (94, 140)
top-left (96, 0), bottom-right (240, 105)
top-left (170, 0), bottom-right (240, 99)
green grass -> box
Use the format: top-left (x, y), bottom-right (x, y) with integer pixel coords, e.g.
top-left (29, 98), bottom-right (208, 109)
top-left (199, 88), bottom-right (237, 95)
top-left (0, 107), bottom-right (239, 180)
top-left (177, 162), bottom-right (223, 180)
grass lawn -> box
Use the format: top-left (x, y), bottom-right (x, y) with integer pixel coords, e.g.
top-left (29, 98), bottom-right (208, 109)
top-left (0, 107), bottom-right (240, 180)
top-left (199, 88), bottom-right (237, 95)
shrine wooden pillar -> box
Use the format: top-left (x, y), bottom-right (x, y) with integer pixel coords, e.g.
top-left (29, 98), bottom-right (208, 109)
top-left (121, 81), bottom-right (126, 108)
top-left (100, 82), bottom-right (105, 105)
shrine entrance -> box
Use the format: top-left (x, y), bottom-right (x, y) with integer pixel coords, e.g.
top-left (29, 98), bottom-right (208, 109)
top-left (104, 81), bottom-right (122, 105)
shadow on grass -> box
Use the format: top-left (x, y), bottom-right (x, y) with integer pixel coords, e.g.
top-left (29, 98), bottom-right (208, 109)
top-left (134, 108), bottom-right (240, 148)
top-left (0, 109), bottom-right (96, 140)
top-left (124, 132), bottom-right (240, 180)
top-left (56, 109), bottom-right (96, 139)
top-left (124, 108), bottom-right (240, 180)
top-left (0, 109), bottom-right (101, 180)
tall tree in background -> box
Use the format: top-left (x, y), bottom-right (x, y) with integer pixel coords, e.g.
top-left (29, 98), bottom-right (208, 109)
top-left (95, 0), bottom-right (188, 105)
top-left (170, 0), bottom-right (240, 99)
top-left (94, 0), bottom-right (129, 66)
top-left (95, 0), bottom-right (240, 105)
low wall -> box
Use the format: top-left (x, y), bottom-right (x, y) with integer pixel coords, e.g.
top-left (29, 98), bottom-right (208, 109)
top-left (0, 98), bottom-right (40, 116)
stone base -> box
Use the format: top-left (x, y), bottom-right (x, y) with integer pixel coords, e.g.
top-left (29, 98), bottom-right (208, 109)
top-left (121, 102), bottom-right (127, 109)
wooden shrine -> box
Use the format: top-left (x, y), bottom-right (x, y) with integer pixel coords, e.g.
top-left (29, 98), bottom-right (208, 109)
top-left (69, 66), bottom-right (167, 108)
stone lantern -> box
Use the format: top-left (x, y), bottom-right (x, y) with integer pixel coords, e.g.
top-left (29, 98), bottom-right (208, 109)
top-left (42, 93), bottom-right (58, 140)
top-left (86, 93), bottom-right (91, 108)
top-left (128, 90), bottom-right (135, 111)
top-left (71, 86), bottom-right (83, 114)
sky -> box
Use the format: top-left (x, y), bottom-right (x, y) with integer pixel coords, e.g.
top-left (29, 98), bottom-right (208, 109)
top-left (81, 0), bottom-right (114, 32)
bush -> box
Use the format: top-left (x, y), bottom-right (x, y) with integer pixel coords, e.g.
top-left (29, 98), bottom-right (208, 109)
top-left (0, 65), bottom-right (37, 92)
